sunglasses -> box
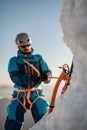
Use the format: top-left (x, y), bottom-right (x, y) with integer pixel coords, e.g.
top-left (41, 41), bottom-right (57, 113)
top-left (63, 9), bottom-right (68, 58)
top-left (20, 44), bottom-right (31, 48)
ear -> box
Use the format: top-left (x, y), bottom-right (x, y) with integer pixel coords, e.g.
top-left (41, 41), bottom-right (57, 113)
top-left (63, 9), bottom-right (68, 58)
top-left (18, 46), bottom-right (20, 49)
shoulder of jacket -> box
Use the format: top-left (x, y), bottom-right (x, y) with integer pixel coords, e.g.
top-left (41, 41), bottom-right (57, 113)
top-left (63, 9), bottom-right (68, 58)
top-left (9, 56), bottom-right (17, 61)
top-left (34, 54), bottom-right (42, 60)
top-left (8, 56), bottom-right (18, 64)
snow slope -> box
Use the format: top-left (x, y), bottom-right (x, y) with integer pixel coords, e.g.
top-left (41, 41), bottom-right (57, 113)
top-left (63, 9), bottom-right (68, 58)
top-left (30, 0), bottom-right (87, 130)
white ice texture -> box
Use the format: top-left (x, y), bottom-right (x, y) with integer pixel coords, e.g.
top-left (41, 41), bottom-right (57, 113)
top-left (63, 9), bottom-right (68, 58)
top-left (30, 0), bottom-right (87, 130)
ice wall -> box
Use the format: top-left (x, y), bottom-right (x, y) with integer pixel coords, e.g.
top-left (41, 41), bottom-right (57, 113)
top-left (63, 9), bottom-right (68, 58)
top-left (30, 0), bottom-right (87, 129)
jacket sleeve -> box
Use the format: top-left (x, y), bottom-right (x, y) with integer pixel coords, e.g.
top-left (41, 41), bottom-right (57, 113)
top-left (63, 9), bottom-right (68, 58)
top-left (8, 57), bottom-right (31, 87)
top-left (40, 55), bottom-right (52, 83)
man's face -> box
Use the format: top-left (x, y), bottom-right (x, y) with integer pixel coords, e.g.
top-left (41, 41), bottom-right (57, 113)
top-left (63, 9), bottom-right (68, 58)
top-left (18, 44), bottom-right (32, 54)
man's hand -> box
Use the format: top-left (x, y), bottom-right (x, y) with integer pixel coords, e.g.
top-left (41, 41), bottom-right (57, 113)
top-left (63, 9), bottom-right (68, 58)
top-left (41, 73), bottom-right (48, 81)
top-left (31, 73), bottom-right (48, 83)
top-left (31, 75), bottom-right (41, 82)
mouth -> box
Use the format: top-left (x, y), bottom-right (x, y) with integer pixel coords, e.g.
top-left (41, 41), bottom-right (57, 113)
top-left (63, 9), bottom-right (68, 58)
top-left (23, 49), bottom-right (32, 54)
top-left (24, 49), bottom-right (30, 51)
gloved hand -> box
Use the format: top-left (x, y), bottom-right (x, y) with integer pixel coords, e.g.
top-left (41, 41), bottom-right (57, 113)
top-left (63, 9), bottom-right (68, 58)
top-left (41, 73), bottom-right (48, 81)
top-left (31, 75), bottom-right (41, 82)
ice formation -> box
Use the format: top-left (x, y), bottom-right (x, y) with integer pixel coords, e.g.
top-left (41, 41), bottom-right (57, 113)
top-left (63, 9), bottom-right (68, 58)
top-left (30, 0), bottom-right (87, 129)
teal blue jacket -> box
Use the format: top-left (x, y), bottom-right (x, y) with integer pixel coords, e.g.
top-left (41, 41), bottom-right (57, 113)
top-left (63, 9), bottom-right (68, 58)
top-left (8, 49), bottom-right (51, 89)
top-left (8, 48), bottom-right (51, 119)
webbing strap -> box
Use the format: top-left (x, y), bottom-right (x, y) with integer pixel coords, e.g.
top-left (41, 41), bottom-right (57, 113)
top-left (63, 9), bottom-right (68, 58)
top-left (12, 88), bottom-right (44, 110)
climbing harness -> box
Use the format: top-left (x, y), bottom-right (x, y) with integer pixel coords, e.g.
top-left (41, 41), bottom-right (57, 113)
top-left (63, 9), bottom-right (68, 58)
top-left (12, 87), bottom-right (45, 110)
top-left (48, 62), bottom-right (73, 114)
